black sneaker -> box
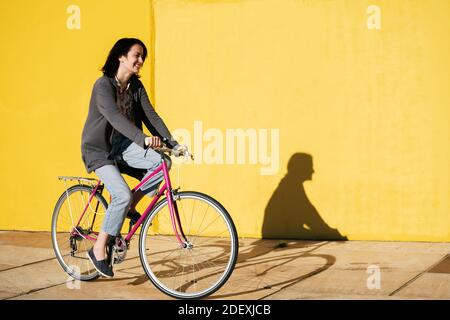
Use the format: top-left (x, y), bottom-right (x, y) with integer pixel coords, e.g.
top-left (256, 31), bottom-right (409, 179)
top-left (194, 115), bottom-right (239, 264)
top-left (87, 248), bottom-right (114, 278)
top-left (126, 210), bottom-right (141, 225)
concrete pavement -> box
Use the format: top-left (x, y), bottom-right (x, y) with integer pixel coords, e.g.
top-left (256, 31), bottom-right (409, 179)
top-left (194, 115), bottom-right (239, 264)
top-left (0, 231), bottom-right (449, 300)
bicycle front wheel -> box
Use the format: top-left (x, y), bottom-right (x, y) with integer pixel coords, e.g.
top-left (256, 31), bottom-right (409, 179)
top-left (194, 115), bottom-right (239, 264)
top-left (139, 191), bottom-right (238, 299)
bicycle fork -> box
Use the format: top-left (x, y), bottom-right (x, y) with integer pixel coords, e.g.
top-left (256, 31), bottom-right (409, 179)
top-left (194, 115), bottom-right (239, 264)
top-left (161, 158), bottom-right (190, 249)
top-left (167, 190), bottom-right (192, 248)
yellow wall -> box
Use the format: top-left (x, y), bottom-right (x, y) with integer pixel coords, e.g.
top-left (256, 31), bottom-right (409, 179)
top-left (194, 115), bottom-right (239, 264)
top-left (0, 0), bottom-right (449, 241)
top-left (0, 0), bottom-right (154, 231)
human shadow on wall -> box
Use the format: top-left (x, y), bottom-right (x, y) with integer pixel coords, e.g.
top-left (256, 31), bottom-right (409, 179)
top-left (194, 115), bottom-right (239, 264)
top-left (262, 152), bottom-right (347, 240)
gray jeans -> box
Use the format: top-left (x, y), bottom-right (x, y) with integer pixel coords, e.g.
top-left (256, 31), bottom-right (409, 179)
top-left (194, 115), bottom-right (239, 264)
top-left (95, 142), bottom-right (171, 236)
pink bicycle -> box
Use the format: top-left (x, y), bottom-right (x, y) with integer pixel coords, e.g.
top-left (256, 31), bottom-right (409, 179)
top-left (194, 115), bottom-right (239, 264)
top-left (51, 147), bottom-right (238, 299)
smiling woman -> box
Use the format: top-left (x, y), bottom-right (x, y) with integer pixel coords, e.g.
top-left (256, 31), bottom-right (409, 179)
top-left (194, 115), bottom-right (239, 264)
top-left (120, 45), bottom-right (144, 75)
top-left (81, 38), bottom-right (187, 277)
top-left (101, 38), bottom-right (147, 80)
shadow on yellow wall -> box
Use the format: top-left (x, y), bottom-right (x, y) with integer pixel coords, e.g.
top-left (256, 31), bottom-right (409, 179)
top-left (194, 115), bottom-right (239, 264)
top-left (262, 153), bottom-right (347, 240)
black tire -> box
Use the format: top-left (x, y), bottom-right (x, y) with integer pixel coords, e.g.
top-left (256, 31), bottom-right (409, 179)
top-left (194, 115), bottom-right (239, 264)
top-left (51, 184), bottom-right (108, 281)
top-left (139, 191), bottom-right (238, 299)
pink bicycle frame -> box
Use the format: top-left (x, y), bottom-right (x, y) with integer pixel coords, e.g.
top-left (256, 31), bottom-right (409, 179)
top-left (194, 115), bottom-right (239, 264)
top-left (73, 155), bottom-right (188, 246)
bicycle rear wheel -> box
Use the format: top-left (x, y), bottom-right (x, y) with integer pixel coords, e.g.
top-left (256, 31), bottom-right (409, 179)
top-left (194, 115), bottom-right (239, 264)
top-left (51, 184), bottom-right (108, 281)
top-left (139, 191), bottom-right (238, 299)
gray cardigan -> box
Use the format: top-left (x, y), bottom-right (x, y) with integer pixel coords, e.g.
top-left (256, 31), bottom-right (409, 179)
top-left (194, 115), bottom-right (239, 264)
top-left (81, 75), bottom-right (178, 173)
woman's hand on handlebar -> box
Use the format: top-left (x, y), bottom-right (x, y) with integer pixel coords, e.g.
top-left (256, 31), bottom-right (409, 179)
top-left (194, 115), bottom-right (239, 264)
top-left (144, 136), bottom-right (162, 148)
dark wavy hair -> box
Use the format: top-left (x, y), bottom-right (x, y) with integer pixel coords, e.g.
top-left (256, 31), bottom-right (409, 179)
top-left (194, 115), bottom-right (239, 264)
top-left (101, 38), bottom-right (148, 78)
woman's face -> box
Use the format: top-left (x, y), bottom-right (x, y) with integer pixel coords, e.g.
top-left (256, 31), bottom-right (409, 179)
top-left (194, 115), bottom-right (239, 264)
top-left (119, 44), bottom-right (145, 75)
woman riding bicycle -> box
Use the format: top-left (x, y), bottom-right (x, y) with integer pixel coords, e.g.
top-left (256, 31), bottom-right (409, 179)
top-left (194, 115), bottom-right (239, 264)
top-left (81, 38), bottom-right (186, 278)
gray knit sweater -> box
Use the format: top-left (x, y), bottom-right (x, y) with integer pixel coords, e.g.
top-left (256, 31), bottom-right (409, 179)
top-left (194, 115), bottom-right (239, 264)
top-left (81, 75), bottom-right (178, 173)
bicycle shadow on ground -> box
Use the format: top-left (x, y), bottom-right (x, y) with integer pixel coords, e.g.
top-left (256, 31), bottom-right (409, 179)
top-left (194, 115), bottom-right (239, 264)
top-left (96, 239), bottom-right (337, 300)
top-left (204, 239), bottom-right (337, 299)
top-left (262, 152), bottom-right (347, 240)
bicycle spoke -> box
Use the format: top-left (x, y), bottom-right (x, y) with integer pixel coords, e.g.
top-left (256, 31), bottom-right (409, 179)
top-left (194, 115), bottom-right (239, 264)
top-left (189, 251), bottom-right (198, 292)
top-left (191, 230), bottom-right (230, 246)
top-left (149, 242), bottom-right (180, 264)
top-left (195, 203), bottom-right (210, 239)
top-left (195, 215), bottom-right (222, 239)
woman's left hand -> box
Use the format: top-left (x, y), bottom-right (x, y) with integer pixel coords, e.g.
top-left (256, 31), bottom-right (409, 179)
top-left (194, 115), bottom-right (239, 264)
top-left (145, 136), bottom-right (162, 148)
